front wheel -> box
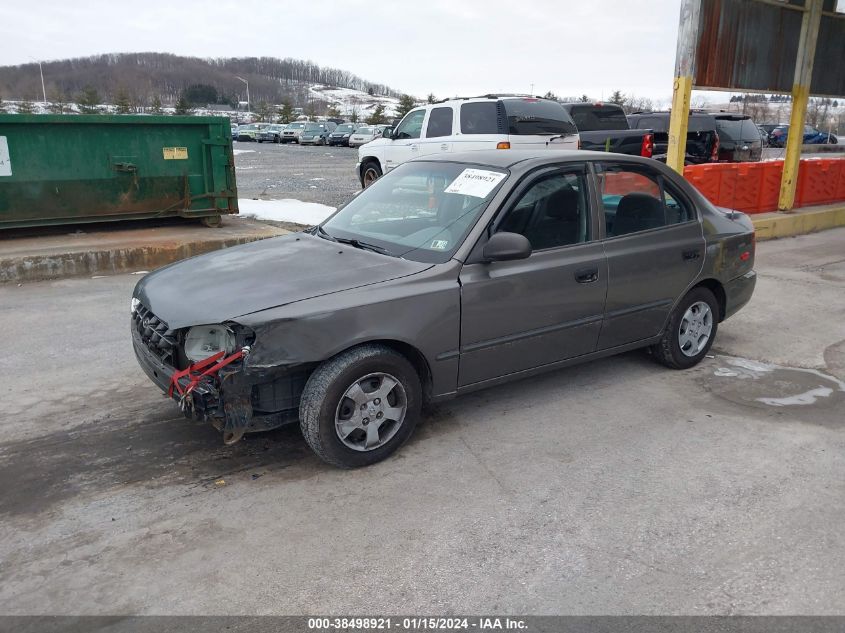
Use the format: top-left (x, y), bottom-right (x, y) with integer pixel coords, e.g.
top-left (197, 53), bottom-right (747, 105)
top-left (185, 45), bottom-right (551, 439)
top-left (361, 161), bottom-right (382, 188)
top-left (299, 344), bottom-right (421, 468)
top-left (651, 286), bottom-right (718, 369)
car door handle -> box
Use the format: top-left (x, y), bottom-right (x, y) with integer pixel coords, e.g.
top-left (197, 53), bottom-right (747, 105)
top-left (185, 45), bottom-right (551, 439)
top-left (575, 267), bottom-right (599, 283)
top-left (682, 249), bottom-right (701, 261)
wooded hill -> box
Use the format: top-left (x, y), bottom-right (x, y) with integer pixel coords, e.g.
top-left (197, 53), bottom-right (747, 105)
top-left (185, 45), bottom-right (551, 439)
top-left (0, 52), bottom-right (401, 108)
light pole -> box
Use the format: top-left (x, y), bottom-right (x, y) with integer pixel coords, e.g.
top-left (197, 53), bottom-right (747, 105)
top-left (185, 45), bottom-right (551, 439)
top-left (235, 76), bottom-right (250, 117)
top-left (30, 57), bottom-right (47, 105)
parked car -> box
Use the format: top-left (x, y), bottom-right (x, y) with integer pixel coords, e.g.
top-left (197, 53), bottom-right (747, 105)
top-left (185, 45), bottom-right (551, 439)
top-left (769, 124), bottom-right (838, 147)
top-left (328, 123), bottom-right (362, 147)
top-left (131, 149), bottom-right (756, 468)
top-left (560, 102), bottom-right (654, 157)
top-left (258, 124), bottom-right (287, 143)
top-left (713, 114), bottom-right (763, 162)
top-left (300, 122), bottom-right (338, 145)
top-left (627, 111), bottom-right (720, 165)
top-left (237, 123), bottom-right (271, 142)
top-left (231, 125), bottom-right (239, 141)
top-left (281, 121), bottom-right (309, 144)
top-left (357, 95), bottom-right (580, 187)
top-left (348, 125), bottom-right (385, 148)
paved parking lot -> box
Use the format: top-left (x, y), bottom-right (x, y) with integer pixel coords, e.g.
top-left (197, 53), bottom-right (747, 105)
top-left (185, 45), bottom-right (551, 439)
top-left (1, 228), bottom-right (844, 615)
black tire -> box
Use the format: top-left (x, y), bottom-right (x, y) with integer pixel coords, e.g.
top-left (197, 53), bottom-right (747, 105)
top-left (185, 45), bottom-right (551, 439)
top-left (299, 344), bottom-right (422, 468)
top-left (200, 214), bottom-right (222, 228)
top-left (652, 286), bottom-right (719, 369)
top-left (361, 160), bottom-right (382, 188)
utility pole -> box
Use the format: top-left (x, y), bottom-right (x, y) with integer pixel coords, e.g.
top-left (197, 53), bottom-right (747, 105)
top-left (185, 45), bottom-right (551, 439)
top-left (235, 76), bottom-right (250, 116)
top-left (29, 57), bottom-right (47, 105)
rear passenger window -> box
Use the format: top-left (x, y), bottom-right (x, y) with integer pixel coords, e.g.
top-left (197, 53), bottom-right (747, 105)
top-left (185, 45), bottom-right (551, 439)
top-left (426, 107), bottom-right (453, 138)
top-left (460, 103), bottom-right (500, 134)
top-left (496, 170), bottom-right (590, 250)
top-left (595, 164), bottom-right (692, 237)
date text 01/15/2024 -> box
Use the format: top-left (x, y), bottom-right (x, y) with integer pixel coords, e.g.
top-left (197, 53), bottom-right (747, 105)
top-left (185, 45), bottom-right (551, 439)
top-left (306, 617), bottom-right (528, 630)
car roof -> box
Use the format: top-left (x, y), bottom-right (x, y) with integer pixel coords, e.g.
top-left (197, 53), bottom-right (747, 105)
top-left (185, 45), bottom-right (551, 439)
top-left (413, 149), bottom-right (658, 171)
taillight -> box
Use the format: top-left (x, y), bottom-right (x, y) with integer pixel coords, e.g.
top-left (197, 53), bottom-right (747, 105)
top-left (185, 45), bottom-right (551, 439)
top-left (640, 133), bottom-right (654, 158)
top-left (711, 134), bottom-right (720, 162)
top-left (496, 141), bottom-right (510, 149)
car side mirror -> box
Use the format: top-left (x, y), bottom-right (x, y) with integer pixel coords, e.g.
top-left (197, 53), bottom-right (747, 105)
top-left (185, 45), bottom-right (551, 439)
top-left (382, 127), bottom-right (394, 140)
top-left (482, 232), bottom-right (532, 263)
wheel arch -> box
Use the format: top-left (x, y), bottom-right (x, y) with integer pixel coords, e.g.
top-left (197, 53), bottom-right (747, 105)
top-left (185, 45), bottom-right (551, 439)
top-left (358, 155), bottom-right (383, 184)
top-left (333, 339), bottom-right (434, 402)
top-left (692, 278), bottom-right (727, 322)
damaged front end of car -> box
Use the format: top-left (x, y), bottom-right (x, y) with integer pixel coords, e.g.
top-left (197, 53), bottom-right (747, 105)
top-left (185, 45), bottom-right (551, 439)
top-left (130, 298), bottom-right (310, 445)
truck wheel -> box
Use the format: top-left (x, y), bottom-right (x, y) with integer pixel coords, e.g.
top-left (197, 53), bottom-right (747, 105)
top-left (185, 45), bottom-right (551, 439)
top-left (361, 161), bottom-right (382, 188)
top-left (200, 215), bottom-right (222, 228)
top-left (299, 344), bottom-right (421, 468)
top-left (651, 287), bottom-right (718, 369)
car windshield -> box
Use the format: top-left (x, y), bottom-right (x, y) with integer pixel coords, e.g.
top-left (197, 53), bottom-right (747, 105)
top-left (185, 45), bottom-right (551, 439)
top-left (305, 124), bottom-right (322, 132)
top-left (320, 161), bottom-right (508, 264)
top-left (356, 127), bottom-right (373, 134)
top-left (336, 124), bottom-right (355, 132)
top-left (288, 122), bottom-right (306, 129)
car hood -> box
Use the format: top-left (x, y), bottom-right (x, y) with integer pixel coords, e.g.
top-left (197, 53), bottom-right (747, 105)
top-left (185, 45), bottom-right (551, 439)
top-left (133, 233), bottom-right (431, 329)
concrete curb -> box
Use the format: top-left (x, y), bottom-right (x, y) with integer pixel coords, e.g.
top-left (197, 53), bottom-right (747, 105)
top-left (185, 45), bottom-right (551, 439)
top-left (752, 203), bottom-right (845, 240)
top-left (1, 218), bottom-right (288, 284)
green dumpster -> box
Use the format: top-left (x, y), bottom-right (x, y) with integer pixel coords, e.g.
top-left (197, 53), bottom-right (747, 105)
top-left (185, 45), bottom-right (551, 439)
top-left (0, 114), bottom-right (238, 229)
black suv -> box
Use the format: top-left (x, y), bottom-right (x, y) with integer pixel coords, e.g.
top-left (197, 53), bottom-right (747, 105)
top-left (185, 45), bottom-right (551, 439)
top-left (627, 111), bottom-right (719, 165)
top-left (713, 114), bottom-right (763, 162)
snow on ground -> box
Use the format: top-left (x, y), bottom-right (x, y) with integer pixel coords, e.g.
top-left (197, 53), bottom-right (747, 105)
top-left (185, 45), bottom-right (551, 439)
top-left (237, 198), bottom-right (335, 225)
top-left (308, 85), bottom-right (401, 119)
top-left (232, 149), bottom-right (254, 155)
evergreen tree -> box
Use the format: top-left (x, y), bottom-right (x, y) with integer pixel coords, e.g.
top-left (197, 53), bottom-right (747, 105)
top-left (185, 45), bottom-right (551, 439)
top-left (150, 96), bottom-right (164, 115)
top-left (326, 104), bottom-right (341, 119)
top-left (579, 94), bottom-right (590, 103)
top-left (609, 90), bottom-right (625, 105)
top-left (394, 94), bottom-right (417, 119)
top-left (255, 101), bottom-right (272, 122)
top-left (366, 104), bottom-right (388, 125)
top-left (174, 94), bottom-right (193, 115)
top-left (47, 91), bottom-right (71, 114)
top-left (16, 98), bottom-right (36, 114)
top-left (427, 93), bottom-right (437, 104)
top-left (543, 91), bottom-right (559, 101)
top-left (77, 86), bottom-right (101, 114)
top-left (277, 102), bottom-right (295, 123)
top-left (114, 87), bottom-right (132, 114)
top-left (0, 95), bottom-right (7, 113)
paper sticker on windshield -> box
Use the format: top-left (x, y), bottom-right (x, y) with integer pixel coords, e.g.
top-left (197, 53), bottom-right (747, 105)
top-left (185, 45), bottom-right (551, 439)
top-left (444, 169), bottom-right (506, 198)
top-left (430, 239), bottom-right (449, 250)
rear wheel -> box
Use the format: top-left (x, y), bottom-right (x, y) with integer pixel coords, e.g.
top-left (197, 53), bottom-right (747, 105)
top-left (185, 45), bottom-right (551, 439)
top-left (299, 344), bottom-right (421, 468)
top-left (361, 161), bottom-right (382, 188)
top-left (652, 287), bottom-right (718, 369)
top-left (200, 214), bottom-right (222, 228)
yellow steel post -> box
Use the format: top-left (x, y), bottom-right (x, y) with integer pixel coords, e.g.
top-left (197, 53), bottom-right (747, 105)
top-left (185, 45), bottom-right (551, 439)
top-left (778, 0), bottom-right (823, 211)
top-left (667, 77), bottom-right (692, 174)
top-left (666, 0), bottom-right (701, 174)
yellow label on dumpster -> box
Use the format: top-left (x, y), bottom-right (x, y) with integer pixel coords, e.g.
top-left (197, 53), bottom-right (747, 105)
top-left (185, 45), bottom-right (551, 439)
top-left (162, 147), bottom-right (188, 160)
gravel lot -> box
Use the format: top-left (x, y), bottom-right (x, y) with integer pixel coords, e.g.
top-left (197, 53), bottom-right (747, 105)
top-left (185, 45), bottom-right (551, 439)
top-left (1, 228), bottom-right (844, 615)
top-left (234, 140), bottom-right (360, 209)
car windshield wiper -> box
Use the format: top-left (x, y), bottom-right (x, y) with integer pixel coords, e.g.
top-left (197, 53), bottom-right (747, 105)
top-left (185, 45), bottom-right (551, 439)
top-left (312, 225), bottom-right (337, 242)
top-left (335, 237), bottom-right (391, 255)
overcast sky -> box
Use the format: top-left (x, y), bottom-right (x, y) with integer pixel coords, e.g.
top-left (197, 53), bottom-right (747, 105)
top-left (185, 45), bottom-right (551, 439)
top-left (0, 0), bottom-right (720, 103)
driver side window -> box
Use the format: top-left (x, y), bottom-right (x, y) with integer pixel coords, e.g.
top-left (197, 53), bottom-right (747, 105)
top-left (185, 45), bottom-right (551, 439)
top-left (395, 109), bottom-right (426, 140)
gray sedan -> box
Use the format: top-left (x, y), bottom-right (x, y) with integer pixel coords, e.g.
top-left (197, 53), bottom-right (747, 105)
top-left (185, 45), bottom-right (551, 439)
top-left (132, 151), bottom-right (756, 468)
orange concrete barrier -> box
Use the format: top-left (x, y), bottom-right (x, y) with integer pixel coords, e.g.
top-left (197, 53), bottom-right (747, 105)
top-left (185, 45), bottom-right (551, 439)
top-left (684, 158), bottom-right (845, 214)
